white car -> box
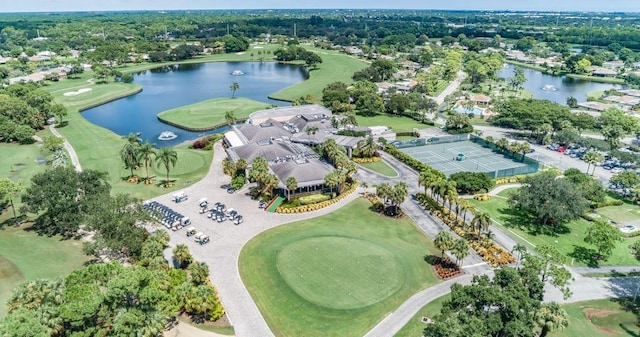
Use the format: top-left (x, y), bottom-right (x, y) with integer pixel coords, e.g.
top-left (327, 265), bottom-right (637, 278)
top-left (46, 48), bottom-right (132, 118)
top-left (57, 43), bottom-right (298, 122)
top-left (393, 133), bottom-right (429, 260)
top-left (611, 167), bottom-right (624, 174)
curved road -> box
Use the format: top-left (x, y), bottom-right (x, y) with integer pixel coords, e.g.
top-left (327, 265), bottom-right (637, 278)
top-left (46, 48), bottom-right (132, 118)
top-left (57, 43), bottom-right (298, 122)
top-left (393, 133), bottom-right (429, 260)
top-left (50, 124), bottom-right (82, 172)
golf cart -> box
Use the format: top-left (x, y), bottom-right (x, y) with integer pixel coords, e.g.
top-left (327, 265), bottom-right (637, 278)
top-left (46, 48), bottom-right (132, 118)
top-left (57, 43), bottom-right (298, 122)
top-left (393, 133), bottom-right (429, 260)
top-left (186, 226), bottom-right (196, 236)
top-left (234, 215), bottom-right (244, 225)
top-left (225, 208), bottom-right (237, 220)
top-left (198, 198), bottom-right (208, 208)
top-left (194, 232), bottom-right (210, 245)
top-left (172, 191), bottom-right (188, 203)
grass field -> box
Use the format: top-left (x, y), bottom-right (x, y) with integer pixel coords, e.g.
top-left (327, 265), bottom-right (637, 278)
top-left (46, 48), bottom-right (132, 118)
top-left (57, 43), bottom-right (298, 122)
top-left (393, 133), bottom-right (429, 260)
top-left (0, 142), bottom-right (48, 187)
top-left (566, 74), bottom-right (626, 84)
top-left (555, 298), bottom-right (640, 337)
top-left (157, 97), bottom-right (271, 130)
top-left (469, 188), bottom-right (639, 267)
top-left (42, 72), bottom-right (214, 200)
top-left (0, 224), bottom-right (88, 318)
top-left (117, 44), bottom-right (285, 74)
top-left (596, 203), bottom-right (640, 225)
top-left (239, 198), bottom-right (440, 337)
top-left (356, 114), bottom-right (431, 132)
top-left (394, 295), bottom-right (449, 337)
top-left (269, 47), bottom-right (367, 102)
top-left (360, 160), bottom-right (398, 177)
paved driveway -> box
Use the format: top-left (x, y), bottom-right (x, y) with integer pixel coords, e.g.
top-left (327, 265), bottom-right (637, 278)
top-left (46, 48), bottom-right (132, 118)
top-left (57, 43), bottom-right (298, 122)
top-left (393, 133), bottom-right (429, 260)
top-left (152, 141), bottom-right (361, 337)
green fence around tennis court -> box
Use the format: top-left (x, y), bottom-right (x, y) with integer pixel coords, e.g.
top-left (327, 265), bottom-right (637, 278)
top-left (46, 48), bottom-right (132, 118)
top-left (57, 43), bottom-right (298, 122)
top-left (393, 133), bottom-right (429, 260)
top-left (468, 135), bottom-right (540, 178)
top-left (390, 133), bottom-right (541, 178)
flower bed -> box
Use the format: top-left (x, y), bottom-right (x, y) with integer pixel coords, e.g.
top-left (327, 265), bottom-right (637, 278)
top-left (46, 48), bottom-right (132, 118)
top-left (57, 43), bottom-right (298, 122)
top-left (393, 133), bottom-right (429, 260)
top-left (415, 193), bottom-right (515, 268)
top-left (432, 257), bottom-right (462, 279)
top-left (473, 194), bottom-right (490, 201)
top-left (494, 175), bottom-right (526, 185)
top-left (275, 182), bottom-right (359, 214)
top-left (353, 157), bottom-right (381, 164)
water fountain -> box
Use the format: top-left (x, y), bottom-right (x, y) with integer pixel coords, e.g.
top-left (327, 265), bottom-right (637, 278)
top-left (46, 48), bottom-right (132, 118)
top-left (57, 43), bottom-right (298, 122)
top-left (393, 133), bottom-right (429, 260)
top-left (158, 131), bottom-right (178, 141)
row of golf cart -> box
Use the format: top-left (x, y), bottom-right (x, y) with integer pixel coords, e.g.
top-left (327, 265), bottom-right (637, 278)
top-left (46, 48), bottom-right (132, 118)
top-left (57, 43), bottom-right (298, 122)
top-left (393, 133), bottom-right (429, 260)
top-left (143, 201), bottom-right (191, 231)
top-left (198, 198), bottom-right (244, 225)
top-left (186, 227), bottom-right (210, 245)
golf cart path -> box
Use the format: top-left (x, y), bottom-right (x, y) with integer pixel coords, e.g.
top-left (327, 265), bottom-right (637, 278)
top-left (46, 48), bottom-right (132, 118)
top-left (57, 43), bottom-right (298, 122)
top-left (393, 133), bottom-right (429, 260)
top-left (152, 141), bottom-right (362, 337)
top-left (50, 124), bottom-right (82, 172)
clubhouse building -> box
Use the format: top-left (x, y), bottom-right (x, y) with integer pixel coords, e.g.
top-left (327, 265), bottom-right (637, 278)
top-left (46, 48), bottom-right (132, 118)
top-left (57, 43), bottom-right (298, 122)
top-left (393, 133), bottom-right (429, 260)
top-left (224, 105), bottom-right (361, 197)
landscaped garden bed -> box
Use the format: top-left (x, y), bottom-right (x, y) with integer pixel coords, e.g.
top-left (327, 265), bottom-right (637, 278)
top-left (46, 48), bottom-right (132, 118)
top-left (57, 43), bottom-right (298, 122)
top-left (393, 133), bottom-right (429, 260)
top-left (416, 193), bottom-right (515, 267)
top-left (431, 257), bottom-right (462, 279)
top-left (275, 182), bottom-right (359, 213)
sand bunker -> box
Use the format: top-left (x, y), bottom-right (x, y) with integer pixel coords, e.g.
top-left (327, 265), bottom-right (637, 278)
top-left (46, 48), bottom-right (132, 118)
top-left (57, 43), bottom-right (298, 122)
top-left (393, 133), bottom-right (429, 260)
top-left (63, 88), bottom-right (92, 96)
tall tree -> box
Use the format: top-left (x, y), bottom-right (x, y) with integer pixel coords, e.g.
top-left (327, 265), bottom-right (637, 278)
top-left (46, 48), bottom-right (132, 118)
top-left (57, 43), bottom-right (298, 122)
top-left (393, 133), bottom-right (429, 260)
top-left (173, 244), bottom-right (193, 269)
top-left (0, 178), bottom-right (22, 225)
top-left (229, 81), bottom-right (240, 98)
top-left (224, 111), bottom-right (236, 126)
top-left (598, 108), bottom-right (638, 149)
top-left (156, 147), bottom-right (178, 187)
top-left (357, 136), bottom-right (377, 158)
top-left (451, 238), bottom-right (469, 267)
top-left (434, 231), bottom-right (454, 259)
top-left (535, 302), bottom-right (570, 337)
top-left (584, 221), bottom-right (622, 260)
top-left (471, 212), bottom-right (492, 241)
top-left (137, 141), bottom-right (157, 183)
top-left (285, 176), bottom-right (298, 201)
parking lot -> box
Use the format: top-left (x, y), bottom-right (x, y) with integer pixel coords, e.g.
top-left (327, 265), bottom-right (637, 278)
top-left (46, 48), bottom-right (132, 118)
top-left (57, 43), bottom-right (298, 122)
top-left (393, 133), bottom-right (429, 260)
top-left (149, 141), bottom-right (362, 337)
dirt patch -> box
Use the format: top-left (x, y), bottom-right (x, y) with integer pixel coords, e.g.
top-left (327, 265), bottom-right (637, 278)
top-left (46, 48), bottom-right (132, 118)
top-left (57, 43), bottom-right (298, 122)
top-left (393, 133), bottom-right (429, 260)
top-left (583, 308), bottom-right (621, 336)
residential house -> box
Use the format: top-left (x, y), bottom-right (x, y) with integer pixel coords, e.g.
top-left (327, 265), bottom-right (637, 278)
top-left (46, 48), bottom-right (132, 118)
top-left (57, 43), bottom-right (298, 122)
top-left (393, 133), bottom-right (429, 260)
top-left (472, 94), bottom-right (492, 106)
top-left (591, 67), bottom-right (618, 78)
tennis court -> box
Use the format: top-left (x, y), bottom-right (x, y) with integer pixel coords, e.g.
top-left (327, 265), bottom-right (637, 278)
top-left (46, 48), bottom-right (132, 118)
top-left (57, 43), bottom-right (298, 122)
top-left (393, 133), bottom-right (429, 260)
top-left (399, 140), bottom-right (536, 177)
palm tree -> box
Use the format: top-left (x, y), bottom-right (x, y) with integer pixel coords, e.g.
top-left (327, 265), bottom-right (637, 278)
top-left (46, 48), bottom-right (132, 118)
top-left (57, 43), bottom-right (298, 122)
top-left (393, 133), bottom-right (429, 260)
top-left (456, 198), bottom-right (470, 224)
top-left (496, 137), bottom-right (509, 154)
top-left (519, 142), bottom-right (531, 162)
top-left (418, 170), bottom-right (433, 195)
top-left (451, 238), bottom-right (469, 267)
top-left (229, 81), bottom-right (240, 98)
top-left (137, 141), bottom-right (157, 183)
top-left (433, 231), bottom-right (454, 259)
top-left (306, 126), bottom-right (319, 143)
top-left (285, 176), bottom-right (298, 201)
top-left (120, 133), bottom-right (142, 180)
top-left (358, 136), bottom-right (377, 158)
top-left (390, 182), bottom-right (409, 214)
top-left (582, 151), bottom-right (597, 175)
top-left (511, 243), bottom-right (528, 270)
top-left (248, 157), bottom-right (269, 188)
top-left (156, 147), bottom-right (178, 187)
top-left (225, 111), bottom-right (236, 126)
top-left (566, 96), bottom-right (578, 108)
top-left (172, 244), bottom-right (193, 269)
top-left (262, 173), bottom-right (279, 197)
top-left (235, 158), bottom-right (247, 174)
top-left (375, 182), bottom-right (393, 204)
top-left (536, 302), bottom-right (569, 337)
top-left (222, 158), bottom-right (236, 176)
top-left (443, 180), bottom-right (458, 212)
top-left (471, 212), bottom-right (492, 241)
top-left (485, 135), bottom-right (494, 144)
top-left (188, 262), bottom-right (210, 285)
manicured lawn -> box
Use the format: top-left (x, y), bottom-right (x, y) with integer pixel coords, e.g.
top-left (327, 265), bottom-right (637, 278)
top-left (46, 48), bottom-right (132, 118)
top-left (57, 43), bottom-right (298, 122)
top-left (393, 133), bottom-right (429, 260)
top-left (596, 203), bottom-right (640, 225)
top-left (0, 142), bottom-right (48, 188)
top-left (356, 114), bottom-right (431, 132)
top-left (394, 295), bottom-right (449, 337)
top-left (239, 198), bottom-right (440, 337)
top-left (117, 44), bottom-right (285, 74)
top-left (44, 73), bottom-right (213, 200)
top-left (0, 224), bottom-right (88, 318)
top-left (360, 160), bottom-right (398, 177)
top-left (269, 47), bottom-right (367, 102)
top-left (554, 298), bottom-right (640, 337)
top-left (157, 97), bottom-right (271, 130)
top-left (566, 74), bottom-right (625, 84)
top-left (469, 188), bottom-right (640, 267)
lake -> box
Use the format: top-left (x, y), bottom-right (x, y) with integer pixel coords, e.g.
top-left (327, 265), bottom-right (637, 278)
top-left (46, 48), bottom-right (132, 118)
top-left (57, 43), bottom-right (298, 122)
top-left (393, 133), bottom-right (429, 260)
top-left (82, 62), bottom-right (307, 147)
top-left (498, 63), bottom-right (624, 105)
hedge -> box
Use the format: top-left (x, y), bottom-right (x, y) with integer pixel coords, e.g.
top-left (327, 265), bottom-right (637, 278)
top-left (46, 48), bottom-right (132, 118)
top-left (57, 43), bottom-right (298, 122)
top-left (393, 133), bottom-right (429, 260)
top-left (384, 144), bottom-right (446, 181)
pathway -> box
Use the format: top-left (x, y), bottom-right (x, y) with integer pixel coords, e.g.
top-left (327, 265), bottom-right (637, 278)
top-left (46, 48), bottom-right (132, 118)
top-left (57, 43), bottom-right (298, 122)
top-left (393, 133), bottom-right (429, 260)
top-left (50, 124), bottom-right (82, 172)
top-left (152, 141), bottom-right (362, 337)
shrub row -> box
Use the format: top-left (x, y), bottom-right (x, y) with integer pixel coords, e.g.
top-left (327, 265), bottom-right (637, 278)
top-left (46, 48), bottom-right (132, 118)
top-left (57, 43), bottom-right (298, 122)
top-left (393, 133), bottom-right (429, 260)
top-left (473, 194), bottom-right (490, 201)
top-left (275, 182), bottom-right (359, 214)
top-left (353, 157), bottom-right (381, 164)
top-left (416, 193), bottom-right (515, 267)
top-left (299, 193), bottom-right (332, 205)
top-left (494, 175), bottom-right (526, 185)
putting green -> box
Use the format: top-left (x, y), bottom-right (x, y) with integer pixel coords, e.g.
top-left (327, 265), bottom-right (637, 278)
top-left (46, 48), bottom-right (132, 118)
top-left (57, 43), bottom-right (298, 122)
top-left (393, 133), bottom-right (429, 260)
top-left (276, 236), bottom-right (403, 310)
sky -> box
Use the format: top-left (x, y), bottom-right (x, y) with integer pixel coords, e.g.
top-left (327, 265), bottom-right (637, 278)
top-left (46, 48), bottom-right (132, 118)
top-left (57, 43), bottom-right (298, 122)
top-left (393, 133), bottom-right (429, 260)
top-left (0, 0), bottom-right (637, 13)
